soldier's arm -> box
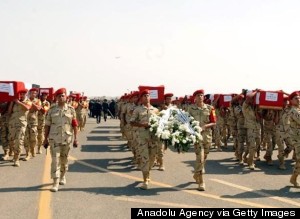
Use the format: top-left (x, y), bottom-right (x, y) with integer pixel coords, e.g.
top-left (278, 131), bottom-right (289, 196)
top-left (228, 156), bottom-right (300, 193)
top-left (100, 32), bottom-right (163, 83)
top-left (14, 99), bottom-right (32, 111)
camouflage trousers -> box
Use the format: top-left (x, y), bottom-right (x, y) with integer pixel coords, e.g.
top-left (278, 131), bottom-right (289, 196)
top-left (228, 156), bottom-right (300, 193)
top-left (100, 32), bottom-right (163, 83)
top-left (124, 124), bottom-right (133, 149)
top-left (138, 130), bottom-right (157, 172)
top-left (237, 127), bottom-right (248, 157)
top-left (291, 134), bottom-right (300, 174)
top-left (25, 124), bottom-right (38, 153)
top-left (202, 130), bottom-right (212, 155)
top-left (247, 128), bottom-right (261, 151)
top-left (1, 123), bottom-right (9, 151)
top-left (194, 143), bottom-right (205, 177)
top-left (50, 142), bottom-right (71, 179)
top-left (131, 130), bottom-right (140, 163)
top-left (9, 124), bottom-right (26, 157)
top-left (156, 141), bottom-right (165, 165)
top-left (264, 129), bottom-right (276, 158)
top-left (276, 129), bottom-right (293, 159)
top-left (37, 122), bottom-right (45, 148)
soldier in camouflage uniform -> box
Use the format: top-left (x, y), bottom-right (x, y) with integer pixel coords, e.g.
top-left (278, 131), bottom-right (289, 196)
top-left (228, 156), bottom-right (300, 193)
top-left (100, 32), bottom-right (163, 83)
top-left (156, 93), bottom-right (175, 171)
top-left (44, 88), bottom-right (78, 192)
top-left (242, 90), bottom-right (261, 170)
top-left (130, 90), bottom-right (159, 190)
top-left (274, 96), bottom-right (293, 170)
top-left (188, 89), bottom-right (216, 191)
top-left (286, 91), bottom-right (300, 188)
top-left (24, 88), bottom-right (41, 160)
top-left (8, 89), bottom-right (32, 167)
top-left (37, 91), bottom-right (50, 154)
top-left (0, 102), bottom-right (10, 160)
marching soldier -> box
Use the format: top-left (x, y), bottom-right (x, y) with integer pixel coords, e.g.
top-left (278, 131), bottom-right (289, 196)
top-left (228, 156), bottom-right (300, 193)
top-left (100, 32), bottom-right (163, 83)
top-left (0, 102), bottom-right (10, 160)
top-left (44, 88), bottom-right (78, 192)
top-left (8, 89), bottom-right (32, 167)
top-left (37, 91), bottom-right (50, 154)
top-left (130, 90), bottom-right (159, 190)
top-left (287, 91), bottom-right (300, 188)
top-left (156, 93), bottom-right (175, 171)
top-left (188, 89), bottom-right (216, 191)
top-left (24, 88), bottom-right (41, 160)
top-left (242, 90), bottom-right (261, 170)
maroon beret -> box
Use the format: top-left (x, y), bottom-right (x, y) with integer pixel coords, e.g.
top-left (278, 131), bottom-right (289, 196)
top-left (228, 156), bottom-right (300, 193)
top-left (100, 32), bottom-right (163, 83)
top-left (18, 89), bottom-right (28, 94)
top-left (29, 88), bottom-right (39, 92)
top-left (164, 93), bottom-right (173, 98)
top-left (193, 89), bottom-right (204, 97)
top-left (139, 89), bottom-right (150, 98)
top-left (289, 91), bottom-right (300, 100)
top-left (55, 88), bottom-right (67, 96)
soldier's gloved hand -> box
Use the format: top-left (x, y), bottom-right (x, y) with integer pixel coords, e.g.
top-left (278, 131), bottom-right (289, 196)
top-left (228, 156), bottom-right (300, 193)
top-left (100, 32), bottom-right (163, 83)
top-left (43, 139), bottom-right (49, 149)
top-left (73, 139), bottom-right (78, 148)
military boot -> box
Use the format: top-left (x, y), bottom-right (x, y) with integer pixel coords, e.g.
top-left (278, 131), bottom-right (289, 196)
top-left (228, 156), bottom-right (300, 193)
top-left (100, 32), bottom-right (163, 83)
top-left (30, 144), bottom-right (36, 157)
top-left (248, 150), bottom-right (255, 170)
top-left (290, 172), bottom-right (300, 188)
top-left (2, 149), bottom-right (10, 161)
top-left (37, 146), bottom-right (42, 154)
top-left (50, 178), bottom-right (59, 192)
top-left (59, 174), bottom-right (66, 185)
top-left (24, 152), bottom-right (31, 161)
top-left (140, 172), bottom-right (149, 190)
top-left (197, 174), bottom-right (205, 191)
top-left (193, 173), bottom-right (199, 183)
top-left (277, 154), bottom-right (286, 170)
top-left (158, 159), bottom-right (165, 171)
top-left (13, 153), bottom-right (20, 167)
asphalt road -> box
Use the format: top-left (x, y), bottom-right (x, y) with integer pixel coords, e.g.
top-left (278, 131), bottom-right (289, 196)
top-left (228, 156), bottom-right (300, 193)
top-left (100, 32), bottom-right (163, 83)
top-left (0, 117), bottom-right (299, 219)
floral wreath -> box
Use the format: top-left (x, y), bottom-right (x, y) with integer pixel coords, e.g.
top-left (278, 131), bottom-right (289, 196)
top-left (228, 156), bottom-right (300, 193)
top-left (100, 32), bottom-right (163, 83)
top-left (149, 107), bottom-right (202, 153)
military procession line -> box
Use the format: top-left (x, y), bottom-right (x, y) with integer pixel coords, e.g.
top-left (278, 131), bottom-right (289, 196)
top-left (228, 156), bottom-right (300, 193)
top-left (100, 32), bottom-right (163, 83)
top-left (117, 87), bottom-right (300, 191)
top-left (1, 81), bottom-right (300, 192)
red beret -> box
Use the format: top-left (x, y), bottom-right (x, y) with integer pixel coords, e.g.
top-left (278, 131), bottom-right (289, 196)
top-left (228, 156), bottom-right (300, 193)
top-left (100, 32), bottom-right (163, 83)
top-left (130, 91), bottom-right (140, 99)
top-left (193, 89), bottom-right (204, 97)
top-left (41, 91), bottom-right (49, 95)
top-left (289, 91), bottom-right (300, 100)
top-left (164, 93), bottom-right (173, 98)
top-left (55, 88), bottom-right (67, 96)
top-left (139, 89), bottom-right (150, 98)
top-left (83, 96), bottom-right (87, 99)
top-left (29, 88), bottom-right (39, 92)
top-left (18, 89), bottom-right (28, 94)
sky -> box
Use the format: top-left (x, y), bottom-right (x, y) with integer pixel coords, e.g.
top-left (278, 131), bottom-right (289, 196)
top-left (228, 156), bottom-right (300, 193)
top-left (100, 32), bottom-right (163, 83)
top-left (1, 0), bottom-right (300, 97)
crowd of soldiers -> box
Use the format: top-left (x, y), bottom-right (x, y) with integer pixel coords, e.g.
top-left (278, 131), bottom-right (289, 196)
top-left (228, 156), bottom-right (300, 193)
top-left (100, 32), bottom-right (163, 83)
top-left (2, 87), bottom-right (300, 192)
top-left (118, 89), bottom-right (300, 191)
top-left (0, 88), bottom-right (89, 167)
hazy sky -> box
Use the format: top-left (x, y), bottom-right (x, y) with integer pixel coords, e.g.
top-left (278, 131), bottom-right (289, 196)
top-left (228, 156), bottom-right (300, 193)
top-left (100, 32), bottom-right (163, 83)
top-left (1, 0), bottom-right (300, 97)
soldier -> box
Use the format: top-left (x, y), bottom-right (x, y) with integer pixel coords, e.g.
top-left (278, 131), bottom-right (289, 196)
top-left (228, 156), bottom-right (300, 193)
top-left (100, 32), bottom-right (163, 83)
top-left (274, 96), bottom-right (293, 170)
top-left (156, 93), bottom-right (175, 171)
top-left (44, 88), bottom-right (78, 192)
top-left (188, 89), bottom-right (216, 191)
top-left (0, 102), bottom-right (10, 160)
top-left (37, 91), bottom-right (50, 154)
top-left (288, 91), bottom-right (300, 188)
top-left (24, 88), bottom-right (41, 160)
top-left (76, 96), bottom-right (88, 131)
top-left (8, 89), bottom-right (32, 167)
top-left (130, 90), bottom-right (159, 190)
top-left (242, 90), bottom-right (261, 170)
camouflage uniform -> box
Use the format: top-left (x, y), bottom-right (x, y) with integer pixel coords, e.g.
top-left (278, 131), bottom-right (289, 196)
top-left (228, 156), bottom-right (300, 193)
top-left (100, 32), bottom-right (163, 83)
top-left (275, 106), bottom-right (293, 169)
top-left (130, 104), bottom-right (159, 189)
top-left (37, 99), bottom-right (50, 153)
top-left (9, 99), bottom-right (32, 166)
top-left (188, 102), bottom-right (216, 190)
top-left (288, 106), bottom-right (300, 187)
top-left (262, 110), bottom-right (276, 165)
top-left (242, 102), bottom-right (261, 170)
top-left (0, 103), bottom-right (10, 160)
top-left (45, 103), bottom-right (77, 180)
top-left (24, 98), bottom-right (41, 159)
